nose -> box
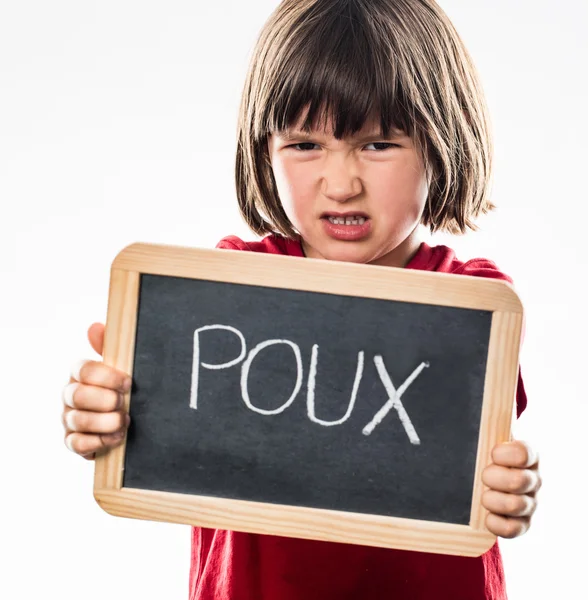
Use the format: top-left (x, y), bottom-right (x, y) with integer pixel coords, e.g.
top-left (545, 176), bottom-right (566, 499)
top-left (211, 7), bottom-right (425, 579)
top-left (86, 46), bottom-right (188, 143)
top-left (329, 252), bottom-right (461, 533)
top-left (321, 154), bottom-right (362, 203)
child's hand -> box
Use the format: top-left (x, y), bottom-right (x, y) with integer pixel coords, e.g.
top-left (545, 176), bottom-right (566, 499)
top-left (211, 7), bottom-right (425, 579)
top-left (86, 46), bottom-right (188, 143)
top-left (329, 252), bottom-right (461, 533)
top-left (481, 440), bottom-right (541, 538)
top-left (61, 323), bottom-right (132, 460)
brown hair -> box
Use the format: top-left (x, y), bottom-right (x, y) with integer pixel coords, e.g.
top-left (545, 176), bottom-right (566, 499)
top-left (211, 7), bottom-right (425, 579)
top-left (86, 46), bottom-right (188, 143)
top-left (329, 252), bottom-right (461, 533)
top-left (235, 0), bottom-right (495, 238)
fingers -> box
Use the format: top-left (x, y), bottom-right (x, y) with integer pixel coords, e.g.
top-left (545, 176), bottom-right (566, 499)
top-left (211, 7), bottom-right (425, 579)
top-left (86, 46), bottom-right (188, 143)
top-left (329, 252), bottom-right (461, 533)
top-left (485, 513), bottom-right (531, 539)
top-left (482, 489), bottom-right (537, 519)
top-left (63, 409), bottom-right (130, 435)
top-left (482, 439), bottom-right (542, 539)
top-left (71, 360), bottom-right (132, 394)
top-left (62, 355), bottom-right (133, 459)
top-left (65, 430), bottom-right (127, 459)
top-left (491, 440), bottom-right (539, 469)
top-left (63, 409), bottom-right (130, 457)
top-left (482, 463), bottom-right (542, 495)
top-left (63, 381), bottom-right (123, 412)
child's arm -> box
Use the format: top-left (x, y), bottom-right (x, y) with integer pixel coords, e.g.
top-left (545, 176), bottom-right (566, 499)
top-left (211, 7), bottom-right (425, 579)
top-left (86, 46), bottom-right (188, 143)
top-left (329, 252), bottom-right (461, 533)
top-left (481, 441), bottom-right (541, 538)
top-left (61, 323), bottom-right (131, 460)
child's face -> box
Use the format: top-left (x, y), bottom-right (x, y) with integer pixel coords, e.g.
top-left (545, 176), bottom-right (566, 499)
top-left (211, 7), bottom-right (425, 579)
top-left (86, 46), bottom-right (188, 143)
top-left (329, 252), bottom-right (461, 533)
top-left (267, 110), bottom-right (430, 267)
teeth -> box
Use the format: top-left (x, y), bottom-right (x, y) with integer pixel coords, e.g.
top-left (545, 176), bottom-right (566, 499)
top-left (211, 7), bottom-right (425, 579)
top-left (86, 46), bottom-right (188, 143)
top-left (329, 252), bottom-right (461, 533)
top-left (327, 216), bottom-right (366, 225)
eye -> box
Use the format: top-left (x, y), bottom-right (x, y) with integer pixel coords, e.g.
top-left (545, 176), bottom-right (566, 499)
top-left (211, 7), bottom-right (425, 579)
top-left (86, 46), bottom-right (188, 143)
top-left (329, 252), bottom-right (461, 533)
top-left (286, 141), bottom-right (399, 152)
top-left (289, 142), bottom-right (319, 151)
top-left (364, 142), bottom-right (398, 151)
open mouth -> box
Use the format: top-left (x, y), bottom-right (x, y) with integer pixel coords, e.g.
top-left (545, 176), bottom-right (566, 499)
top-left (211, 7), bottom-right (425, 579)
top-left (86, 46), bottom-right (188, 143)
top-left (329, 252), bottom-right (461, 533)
top-left (325, 215), bottom-right (368, 226)
top-left (320, 212), bottom-right (372, 241)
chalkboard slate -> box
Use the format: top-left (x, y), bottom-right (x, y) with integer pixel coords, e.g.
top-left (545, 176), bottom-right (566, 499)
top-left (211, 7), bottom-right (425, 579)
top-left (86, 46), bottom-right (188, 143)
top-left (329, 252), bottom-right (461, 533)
top-left (124, 274), bottom-right (491, 525)
top-left (94, 242), bottom-right (523, 557)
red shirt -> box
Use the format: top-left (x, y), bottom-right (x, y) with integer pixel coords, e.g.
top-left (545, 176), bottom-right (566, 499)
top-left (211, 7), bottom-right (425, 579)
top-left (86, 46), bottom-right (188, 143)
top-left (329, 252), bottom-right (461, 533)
top-left (189, 234), bottom-right (527, 600)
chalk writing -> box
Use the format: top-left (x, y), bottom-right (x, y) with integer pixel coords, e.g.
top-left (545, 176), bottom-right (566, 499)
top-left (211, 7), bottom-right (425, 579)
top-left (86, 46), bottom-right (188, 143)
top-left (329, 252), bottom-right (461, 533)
top-left (241, 339), bottom-right (303, 415)
top-left (190, 325), bottom-right (246, 409)
top-left (307, 345), bottom-right (364, 426)
top-left (189, 324), bottom-right (428, 440)
top-left (362, 357), bottom-right (430, 443)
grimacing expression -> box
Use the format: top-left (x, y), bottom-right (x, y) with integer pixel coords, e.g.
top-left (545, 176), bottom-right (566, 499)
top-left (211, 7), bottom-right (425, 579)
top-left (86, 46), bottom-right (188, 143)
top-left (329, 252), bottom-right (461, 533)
top-left (267, 111), bottom-right (431, 268)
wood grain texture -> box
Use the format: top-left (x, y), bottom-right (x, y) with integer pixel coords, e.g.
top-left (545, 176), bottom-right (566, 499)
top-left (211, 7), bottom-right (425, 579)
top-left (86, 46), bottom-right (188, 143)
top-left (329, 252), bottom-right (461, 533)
top-left (93, 268), bottom-right (139, 490)
top-left (470, 311), bottom-right (523, 530)
top-left (94, 488), bottom-right (496, 556)
top-left (94, 241), bottom-right (524, 556)
top-left (112, 242), bottom-right (523, 313)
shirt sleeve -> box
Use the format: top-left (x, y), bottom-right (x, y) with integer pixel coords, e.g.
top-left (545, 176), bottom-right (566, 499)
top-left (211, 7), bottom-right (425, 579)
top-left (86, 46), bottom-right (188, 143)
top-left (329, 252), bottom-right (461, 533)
top-left (216, 235), bottom-right (250, 251)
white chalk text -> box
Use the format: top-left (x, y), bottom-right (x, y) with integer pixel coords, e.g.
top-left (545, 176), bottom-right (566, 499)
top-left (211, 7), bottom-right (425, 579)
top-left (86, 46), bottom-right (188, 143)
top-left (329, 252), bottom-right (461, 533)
top-left (190, 324), bottom-right (429, 442)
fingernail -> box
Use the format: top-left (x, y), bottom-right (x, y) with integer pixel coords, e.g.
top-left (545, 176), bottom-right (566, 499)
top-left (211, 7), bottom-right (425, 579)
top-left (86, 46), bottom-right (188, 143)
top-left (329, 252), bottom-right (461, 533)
top-left (125, 414), bottom-right (131, 427)
top-left (63, 382), bottom-right (79, 408)
top-left (523, 444), bottom-right (538, 468)
top-left (121, 377), bottom-right (132, 393)
top-left (65, 411), bottom-right (77, 432)
top-left (71, 359), bottom-right (88, 382)
top-left (65, 434), bottom-right (75, 452)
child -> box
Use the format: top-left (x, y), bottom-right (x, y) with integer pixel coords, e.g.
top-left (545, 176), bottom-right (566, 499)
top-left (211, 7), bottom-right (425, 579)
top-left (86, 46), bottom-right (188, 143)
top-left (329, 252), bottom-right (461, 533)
top-left (61, 0), bottom-right (541, 598)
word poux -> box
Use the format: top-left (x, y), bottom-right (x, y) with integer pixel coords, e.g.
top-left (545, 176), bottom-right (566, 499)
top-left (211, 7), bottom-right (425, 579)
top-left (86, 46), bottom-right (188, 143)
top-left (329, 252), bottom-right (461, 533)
top-left (190, 324), bottom-right (429, 443)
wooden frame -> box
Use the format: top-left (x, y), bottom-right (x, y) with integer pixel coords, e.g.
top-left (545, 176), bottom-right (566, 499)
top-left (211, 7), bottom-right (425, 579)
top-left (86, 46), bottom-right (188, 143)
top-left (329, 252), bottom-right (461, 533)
top-left (94, 242), bottom-right (523, 557)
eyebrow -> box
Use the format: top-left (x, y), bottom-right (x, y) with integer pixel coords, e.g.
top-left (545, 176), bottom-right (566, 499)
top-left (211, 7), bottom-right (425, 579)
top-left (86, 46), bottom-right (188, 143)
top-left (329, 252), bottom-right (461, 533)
top-left (277, 129), bottom-right (404, 141)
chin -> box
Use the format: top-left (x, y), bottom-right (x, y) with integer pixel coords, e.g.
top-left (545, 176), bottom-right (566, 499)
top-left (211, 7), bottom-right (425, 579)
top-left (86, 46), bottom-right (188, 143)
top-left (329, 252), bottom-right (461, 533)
top-left (315, 243), bottom-right (375, 265)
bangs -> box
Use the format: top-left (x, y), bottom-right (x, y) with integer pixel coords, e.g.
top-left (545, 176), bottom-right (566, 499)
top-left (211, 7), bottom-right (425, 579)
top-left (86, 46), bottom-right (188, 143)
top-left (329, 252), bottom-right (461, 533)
top-left (237, 0), bottom-right (495, 238)
top-left (255, 0), bottom-right (413, 141)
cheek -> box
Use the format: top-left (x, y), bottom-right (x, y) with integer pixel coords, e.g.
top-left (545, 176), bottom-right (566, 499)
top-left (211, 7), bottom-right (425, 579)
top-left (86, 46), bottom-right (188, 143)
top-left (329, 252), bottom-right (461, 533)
top-left (271, 161), bottom-right (314, 220)
top-left (378, 163), bottom-right (429, 222)
top-left (271, 164), bottom-right (294, 204)
top-left (410, 174), bottom-right (430, 216)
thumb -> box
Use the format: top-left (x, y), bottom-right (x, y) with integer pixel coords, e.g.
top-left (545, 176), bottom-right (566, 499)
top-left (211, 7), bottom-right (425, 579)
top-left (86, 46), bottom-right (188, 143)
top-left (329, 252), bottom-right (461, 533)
top-left (87, 322), bottom-right (105, 357)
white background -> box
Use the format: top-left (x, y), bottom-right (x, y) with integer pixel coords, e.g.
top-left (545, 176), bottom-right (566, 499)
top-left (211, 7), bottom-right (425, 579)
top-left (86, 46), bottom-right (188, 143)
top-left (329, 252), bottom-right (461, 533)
top-left (1, 1), bottom-right (586, 598)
